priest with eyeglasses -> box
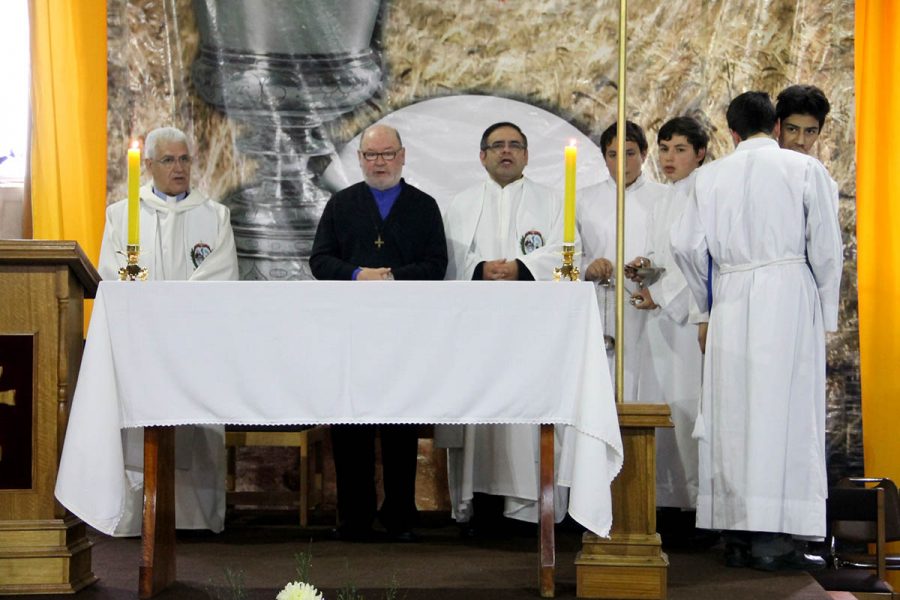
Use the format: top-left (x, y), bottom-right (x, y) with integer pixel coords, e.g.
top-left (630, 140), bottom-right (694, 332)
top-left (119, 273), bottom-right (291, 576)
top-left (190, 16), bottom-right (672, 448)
top-left (98, 126), bottom-right (238, 282)
top-left (97, 125), bottom-right (239, 537)
top-left (310, 123), bottom-right (447, 542)
top-left (440, 121), bottom-right (575, 536)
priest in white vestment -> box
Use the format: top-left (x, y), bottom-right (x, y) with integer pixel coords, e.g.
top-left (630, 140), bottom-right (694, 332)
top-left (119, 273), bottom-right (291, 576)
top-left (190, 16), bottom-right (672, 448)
top-left (441, 121), bottom-right (577, 528)
top-left (576, 121), bottom-right (666, 402)
top-left (97, 126), bottom-right (239, 536)
top-left (670, 92), bottom-right (842, 570)
top-left (627, 117), bottom-right (707, 511)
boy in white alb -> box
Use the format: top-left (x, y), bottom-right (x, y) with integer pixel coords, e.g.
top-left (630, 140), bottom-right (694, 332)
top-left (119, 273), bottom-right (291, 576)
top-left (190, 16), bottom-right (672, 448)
top-left (576, 121), bottom-right (666, 400)
top-left (626, 117), bottom-right (708, 515)
top-left (671, 92), bottom-right (841, 571)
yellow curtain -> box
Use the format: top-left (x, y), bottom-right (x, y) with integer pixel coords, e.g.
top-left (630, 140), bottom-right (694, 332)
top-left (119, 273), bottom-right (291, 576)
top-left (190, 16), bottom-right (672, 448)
top-left (856, 0), bottom-right (900, 585)
top-left (29, 0), bottom-right (107, 264)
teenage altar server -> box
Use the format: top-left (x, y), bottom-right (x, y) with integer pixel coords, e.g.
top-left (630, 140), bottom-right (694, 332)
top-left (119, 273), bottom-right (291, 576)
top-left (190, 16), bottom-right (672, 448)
top-left (776, 84), bottom-right (839, 215)
top-left (626, 117), bottom-right (707, 510)
top-left (441, 121), bottom-right (574, 530)
top-left (98, 126), bottom-right (239, 536)
top-left (576, 120), bottom-right (666, 399)
top-left (670, 92), bottom-right (842, 570)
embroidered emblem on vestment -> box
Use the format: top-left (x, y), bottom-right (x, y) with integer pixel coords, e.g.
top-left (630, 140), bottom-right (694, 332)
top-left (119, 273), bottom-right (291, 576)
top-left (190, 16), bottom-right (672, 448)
top-left (191, 242), bottom-right (212, 267)
top-left (520, 230), bottom-right (544, 255)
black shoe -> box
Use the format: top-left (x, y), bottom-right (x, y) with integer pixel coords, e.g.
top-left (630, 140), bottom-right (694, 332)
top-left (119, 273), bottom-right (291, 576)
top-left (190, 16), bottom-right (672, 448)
top-left (751, 551), bottom-right (826, 572)
top-left (387, 529), bottom-right (420, 543)
top-left (458, 522), bottom-right (479, 539)
top-left (689, 529), bottom-right (721, 550)
top-left (331, 526), bottom-right (384, 543)
top-left (725, 543), bottom-right (751, 568)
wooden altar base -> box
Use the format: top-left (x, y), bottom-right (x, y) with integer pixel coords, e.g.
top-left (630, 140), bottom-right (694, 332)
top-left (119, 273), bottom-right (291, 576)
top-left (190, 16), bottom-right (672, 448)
top-left (576, 403), bottom-right (672, 599)
top-left (139, 424), bottom-right (560, 599)
top-left (0, 515), bottom-right (98, 595)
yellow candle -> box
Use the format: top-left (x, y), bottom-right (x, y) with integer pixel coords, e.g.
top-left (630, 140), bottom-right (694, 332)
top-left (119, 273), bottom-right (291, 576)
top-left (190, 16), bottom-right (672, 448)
top-left (563, 141), bottom-right (577, 243)
top-left (127, 141), bottom-right (141, 246)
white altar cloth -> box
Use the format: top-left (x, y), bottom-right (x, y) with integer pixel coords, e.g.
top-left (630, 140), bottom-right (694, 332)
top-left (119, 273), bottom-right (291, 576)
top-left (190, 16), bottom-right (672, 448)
top-left (55, 280), bottom-right (622, 537)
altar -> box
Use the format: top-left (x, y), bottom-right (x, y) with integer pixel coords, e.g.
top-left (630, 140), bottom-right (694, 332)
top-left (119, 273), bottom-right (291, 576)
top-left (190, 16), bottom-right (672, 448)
top-left (55, 280), bottom-right (623, 596)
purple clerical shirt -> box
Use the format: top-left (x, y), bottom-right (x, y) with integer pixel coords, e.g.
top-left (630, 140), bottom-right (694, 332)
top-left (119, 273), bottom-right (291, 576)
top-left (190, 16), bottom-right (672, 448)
top-left (352, 183), bottom-right (402, 280)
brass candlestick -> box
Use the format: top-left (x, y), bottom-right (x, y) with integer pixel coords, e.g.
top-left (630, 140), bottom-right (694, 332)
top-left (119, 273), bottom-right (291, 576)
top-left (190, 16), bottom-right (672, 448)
top-left (118, 244), bottom-right (148, 281)
top-left (553, 243), bottom-right (580, 282)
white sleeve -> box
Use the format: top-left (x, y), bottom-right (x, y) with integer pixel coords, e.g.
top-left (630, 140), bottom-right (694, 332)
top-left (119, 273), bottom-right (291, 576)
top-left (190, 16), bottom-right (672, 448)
top-left (646, 197), bottom-right (692, 325)
top-left (442, 196), bottom-right (482, 281)
top-left (97, 203), bottom-right (125, 281)
top-left (647, 263), bottom-right (691, 325)
top-left (669, 184), bottom-right (710, 316)
top-left (518, 191), bottom-right (581, 281)
top-left (806, 162), bottom-right (843, 332)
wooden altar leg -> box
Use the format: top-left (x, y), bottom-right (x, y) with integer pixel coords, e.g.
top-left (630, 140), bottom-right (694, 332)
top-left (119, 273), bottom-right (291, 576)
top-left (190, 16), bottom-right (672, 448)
top-left (139, 426), bottom-right (176, 599)
top-left (539, 423), bottom-right (555, 598)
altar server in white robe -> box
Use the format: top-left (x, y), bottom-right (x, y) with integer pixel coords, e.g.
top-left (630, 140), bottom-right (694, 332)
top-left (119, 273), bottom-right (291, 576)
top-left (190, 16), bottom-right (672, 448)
top-left (576, 121), bottom-right (666, 401)
top-left (670, 92), bottom-right (842, 570)
top-left (776, 84), bottom-right (839, 214)
top-left (98, 126), bottom-right (239, 536)
top-left (627, 117), bottom-right (707, 510)
top-left (441, 121), bottom-right (576, 527)
top-left (698, 85), bottom-right (840, 356)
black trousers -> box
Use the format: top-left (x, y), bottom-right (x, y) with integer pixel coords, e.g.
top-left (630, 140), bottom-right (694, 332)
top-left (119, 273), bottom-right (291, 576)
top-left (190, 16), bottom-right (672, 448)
top-left (330, 424), bottom-right (419, 532)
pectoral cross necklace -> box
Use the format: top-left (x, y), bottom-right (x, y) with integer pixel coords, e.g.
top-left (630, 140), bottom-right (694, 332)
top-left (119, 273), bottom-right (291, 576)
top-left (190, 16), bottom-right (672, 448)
top-left (368, 196), bottom-right (387, 250)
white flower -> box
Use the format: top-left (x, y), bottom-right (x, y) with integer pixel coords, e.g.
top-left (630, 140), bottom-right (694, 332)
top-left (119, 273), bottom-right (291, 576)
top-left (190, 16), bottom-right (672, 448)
top-left (276, 581), bottom-right (324, 600)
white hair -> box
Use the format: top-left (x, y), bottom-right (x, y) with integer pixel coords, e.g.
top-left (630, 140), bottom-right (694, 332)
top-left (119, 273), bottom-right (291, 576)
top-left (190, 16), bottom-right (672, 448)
top-left (144, 127), bottom-right (190, 159)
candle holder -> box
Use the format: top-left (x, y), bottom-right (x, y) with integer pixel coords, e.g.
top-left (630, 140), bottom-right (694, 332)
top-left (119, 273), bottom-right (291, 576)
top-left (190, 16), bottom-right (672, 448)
top-left (553, 243), bottom-right (580, 282)
top-left (118, 245), bottom-right (149, 281)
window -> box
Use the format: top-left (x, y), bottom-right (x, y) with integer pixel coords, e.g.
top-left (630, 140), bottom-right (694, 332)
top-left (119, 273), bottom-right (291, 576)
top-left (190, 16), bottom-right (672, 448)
top-left (0, 0), bottom-right (29, 184)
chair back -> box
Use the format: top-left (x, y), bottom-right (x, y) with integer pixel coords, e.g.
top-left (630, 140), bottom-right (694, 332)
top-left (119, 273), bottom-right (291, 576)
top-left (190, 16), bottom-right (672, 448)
top-left (831, 478), bottom-right (900, 544)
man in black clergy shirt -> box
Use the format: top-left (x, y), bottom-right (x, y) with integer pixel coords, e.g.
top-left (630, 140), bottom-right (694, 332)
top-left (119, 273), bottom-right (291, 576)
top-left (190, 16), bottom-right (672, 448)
top-left (310, 123), bottom-right (447, 541)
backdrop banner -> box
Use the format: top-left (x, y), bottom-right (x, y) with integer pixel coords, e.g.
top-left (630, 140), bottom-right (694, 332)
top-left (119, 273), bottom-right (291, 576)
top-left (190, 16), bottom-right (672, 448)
top-left (103, 0), bottom-right (861, 481)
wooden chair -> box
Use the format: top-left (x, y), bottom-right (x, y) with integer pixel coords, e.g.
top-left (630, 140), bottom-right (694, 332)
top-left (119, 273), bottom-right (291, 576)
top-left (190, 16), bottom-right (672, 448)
top-left (812, 477), bottom-right (900, 599)
top-left (225, 425), bottom-right (329, 527)
top-left (226, 424), bottom-right (438, 527)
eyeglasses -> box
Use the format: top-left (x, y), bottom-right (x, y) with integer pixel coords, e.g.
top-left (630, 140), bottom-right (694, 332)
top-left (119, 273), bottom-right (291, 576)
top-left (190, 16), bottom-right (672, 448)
top-left (483, 141), bottom-right (526, 152)
top-left (154, 155), bottom-right (192, 168)
top-left (360, 149), bottom-right (402, 162)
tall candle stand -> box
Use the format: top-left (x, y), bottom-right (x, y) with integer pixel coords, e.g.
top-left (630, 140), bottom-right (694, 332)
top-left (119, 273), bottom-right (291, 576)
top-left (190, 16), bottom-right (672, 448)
top-left (553, 243), bottom-right (580, 282)
top-left (118, 245), bottom-right (148, 281)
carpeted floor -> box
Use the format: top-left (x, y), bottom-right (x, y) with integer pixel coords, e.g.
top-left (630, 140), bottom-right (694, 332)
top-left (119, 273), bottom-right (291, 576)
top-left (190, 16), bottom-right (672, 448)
top-left (7, 513), bottom-right (833, 600)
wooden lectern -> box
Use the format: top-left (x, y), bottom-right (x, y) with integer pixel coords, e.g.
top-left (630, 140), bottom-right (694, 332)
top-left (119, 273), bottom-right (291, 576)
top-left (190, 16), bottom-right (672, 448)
top-left (0, 240), bottom-right (100, 594)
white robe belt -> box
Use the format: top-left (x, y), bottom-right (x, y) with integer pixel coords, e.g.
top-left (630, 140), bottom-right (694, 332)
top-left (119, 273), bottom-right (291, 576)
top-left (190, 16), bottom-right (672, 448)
top-left (718, 255), bottom-right (806, 274)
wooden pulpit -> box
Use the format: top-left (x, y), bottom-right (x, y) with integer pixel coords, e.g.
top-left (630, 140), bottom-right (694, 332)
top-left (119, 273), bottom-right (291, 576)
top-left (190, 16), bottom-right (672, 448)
top-left (0, 240), bottom-right (100, 594)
